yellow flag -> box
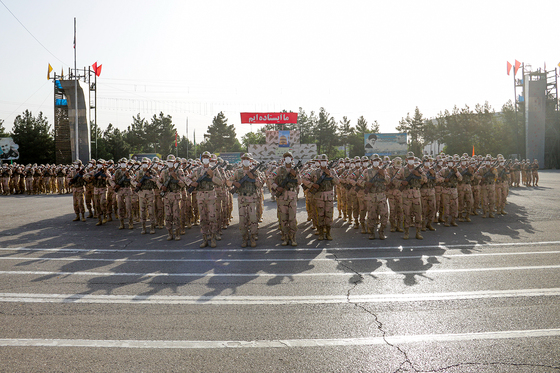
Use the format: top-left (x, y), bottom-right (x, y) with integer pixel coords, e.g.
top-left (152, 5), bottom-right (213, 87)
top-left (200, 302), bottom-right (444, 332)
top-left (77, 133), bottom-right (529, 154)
top-left (48, 63), bottom-right (53, 80)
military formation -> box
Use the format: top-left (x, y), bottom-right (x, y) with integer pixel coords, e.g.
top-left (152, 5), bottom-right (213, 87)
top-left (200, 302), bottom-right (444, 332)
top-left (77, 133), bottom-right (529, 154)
top-left (1, 153), bottom-right (540, 246)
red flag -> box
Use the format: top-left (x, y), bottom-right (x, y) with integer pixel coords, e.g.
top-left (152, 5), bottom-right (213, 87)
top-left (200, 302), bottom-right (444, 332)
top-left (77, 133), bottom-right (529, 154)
top-left (507, 61), bottom-right (512, 76)
top-left (175, 131), bottom-right (178, 147)
top-left (92, 62), bottom-right (102, 77)
top-left (96, 64), bottom-right (102, 77)
top-left (472, 145), bottom-right (475, 157)
top-left (514, 60), bottom-right (521, 76)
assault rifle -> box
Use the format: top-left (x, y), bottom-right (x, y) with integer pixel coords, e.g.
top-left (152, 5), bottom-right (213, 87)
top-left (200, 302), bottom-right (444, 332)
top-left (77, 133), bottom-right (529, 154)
top-left (114, 164), bottom-right (138, 192)
top-left (134, 163), bottom-right (156, 193)
top-left (68, 166), bottom-right (85, 186)
top-left (230, 161), bottom-right (265, 195)
top-left (274, 160), bottom-right (303, 197)
top-left (310, 160), bottom-right (339, 193)
top-left (398, 163), bottom-right (423, 191)
top-left (497, 159), bottom-right (512, 180)
top-left (187, 161), bottom-right (224, 194)
top-left (364, 162), bottom-right (389, 193)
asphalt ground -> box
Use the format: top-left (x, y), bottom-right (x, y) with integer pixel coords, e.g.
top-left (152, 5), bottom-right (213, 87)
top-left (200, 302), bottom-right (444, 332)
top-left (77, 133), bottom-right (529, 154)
top-left (0, 171), bottom-right (559, 372)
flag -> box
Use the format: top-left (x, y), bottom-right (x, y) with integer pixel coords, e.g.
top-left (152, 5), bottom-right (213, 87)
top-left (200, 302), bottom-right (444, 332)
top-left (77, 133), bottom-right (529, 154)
top-left (472, 145), bottom-right (475, 157)
top-left (48, 63), bottom-right (53, 80)
top-left (61, 67), bottom-right (64, 77)
top-left (92, 62), bottom-right (102, 77)
top-left (514, 60), bottom-right (521, 76)
top-left (507, 61), bottom-right (512, 76)
top-left (175, 131), bottom-right (178, 147)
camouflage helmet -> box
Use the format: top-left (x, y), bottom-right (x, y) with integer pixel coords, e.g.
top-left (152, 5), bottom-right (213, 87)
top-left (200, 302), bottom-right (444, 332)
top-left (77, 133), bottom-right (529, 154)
top-left (353, 156), bottom-right (361, 161)
top-left (118, 158), bottom-right (127, 163)
top-left (344, 157), bottom-right (351, 162)
top-left (383, 155), bottom-right (390, 162)
top-left (318, 154), bottom-right (328, 161)
top-left (166, 154), bottom-right (176, 162)
top-left (74, 159), bottom-right (83, 165)
top-left (241, 153), bottom-right (252, 159)
top-left (462, 153), bottom-right (469, 158)
top-left (210, 154), bottom-right (218, 160)
top-left (217, 157), bottom-right (224, 162)
top-left (141, 157), bottom-right (150, 163)
top-left (283, 151), bottom-right (293, 158)
top-left (453, 154), bottom-right (460, 162)
top-left (89, 159), bottom-right (97, 165)
top-left (406, 151), bottom-right (415, 159)
top-left (107, 159), bottom-right (114, 165)
top-left (97, 159), bottom-right (106, 165)
top-left (422, 155), bottom-right (430, 161)
top-left (371, 154), bottom-right (381, 161)
top-left (201, 151), bottom-right (211, 158)
top-left (361, 156), bottom-right (369, 162)
top-left (152, 156), bottom-right (160, 162)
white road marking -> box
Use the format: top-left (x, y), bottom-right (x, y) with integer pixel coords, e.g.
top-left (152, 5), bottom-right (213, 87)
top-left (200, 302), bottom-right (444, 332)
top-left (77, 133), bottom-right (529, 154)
top-left (0, 288), bottom-right (558, 305)
top-left (0, 240), bottom-right (559, 253)
top-left (0, 265), bottom-right (559, 278)
top-left (0, 250), bottom-right (558, 263)
top-left (1, 328), bottom-right (559, 348)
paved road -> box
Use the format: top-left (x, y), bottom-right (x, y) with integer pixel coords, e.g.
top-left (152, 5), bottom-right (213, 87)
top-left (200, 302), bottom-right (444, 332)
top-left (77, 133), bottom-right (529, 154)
top-left (1, 171), bottom-right (559, 372)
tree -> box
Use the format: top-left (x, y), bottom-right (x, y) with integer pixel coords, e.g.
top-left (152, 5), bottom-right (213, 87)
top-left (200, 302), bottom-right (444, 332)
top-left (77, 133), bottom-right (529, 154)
top-left (298, 108), bottom-right (316, 145)
top-left (397, 107), bottom-right (426, 156)
top-left (125, 114), bottom-right (149, 153)
top-left (144, 112), bottom-right (176, 155)
top-left (205, 112), bottom-right (242, 153)
top-left (103, 123), bottom-right (130, 160)
top-left (355, 116), bottom-right (369, 135)
top-left (10, 110), bottom-right (54, 164)
top-left (315, 107), bottom-right (339, 157)
top-left (0, 119), bottom-right (7, 137)
top-left (241, 130), bottom-right (266, 152)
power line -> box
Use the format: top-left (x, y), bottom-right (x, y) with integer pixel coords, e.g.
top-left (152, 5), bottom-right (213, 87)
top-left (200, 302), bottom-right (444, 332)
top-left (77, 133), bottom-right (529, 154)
top-left (0, 0), bottom-right (68, 66)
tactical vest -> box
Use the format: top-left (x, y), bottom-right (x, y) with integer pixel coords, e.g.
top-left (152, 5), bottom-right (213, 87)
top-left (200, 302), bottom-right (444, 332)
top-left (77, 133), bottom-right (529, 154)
top-left (316, 170), bottom-right (334, 192)
top-left (366, 169), bottom-right (387, 193)
top-left (480, 167), bottom-right (496, 185)
top-left (458, 167), bottom-right (472, 185)
top-left (441, 168), bottom-right (459, 188)
top-left (138, 170), bottom-right (158, 190)
top-left (92, 172), bottom-right (108, 188)
top-left (276, 167), bottom-right (298, 191)
top-left (114, 169), bottom-right (132, 188)
top-left (422, 168), bottom-right (436, 189)
top-left (236, 169), bottom-right (257, 195)
top-left (71, 172), bottom-right (86, 188)
top-left (403, 167), bottom-right (422, 189)
top-left (162, 169), bottom-right (181, 193)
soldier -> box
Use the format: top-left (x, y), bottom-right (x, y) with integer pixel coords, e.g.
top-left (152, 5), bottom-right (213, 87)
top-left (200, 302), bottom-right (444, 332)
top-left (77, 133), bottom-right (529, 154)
top-left (531, 159), bottom-right (539, 186)
top-left (83, 160), bottom-right (96, 218)
top-left (420, 155), bottom-right (437, 231)
top-left (386, 157), bottom-right (404, 232)
top-left (1, 164), bottom-right (11, 195)
top-left (135, 157), bottom-right (157, 234)
top-left (438, 155), bottom-right (462, 227)
top-left (495, 155), bottom-right (509, 215)
top-left (112, 158), bottom-right (135, 229)
top-left (230, 153), bottom-right (262, 247)
top-left (91, 159), bottom-right (109, 226)
top-left (356, 156), bottom-right (371, 234)
top-left (457, 156), bottom-right (474, 222)
top-left (304, 154), bottom-right (340, 240)
top-left (345, 156), bottom-right (362, 229)
top-left (159, 155), bottom-right (184, 240)
top-left (152, 158), bottom-right (165, 229)
top-left (186, 151), bottom-right (223, 248)
top-left (271, 152), bottom-right (300, 246)
top-left (105, 160), bottom-right (116, 222)
top-left (68, 160), bottom-right (87, 222)
top-left (359, 154), bottom-right (389, 240)
top-left (476, 155), bottom-right (498, 218)
top-left (398, 152), bottom-right (426, 239)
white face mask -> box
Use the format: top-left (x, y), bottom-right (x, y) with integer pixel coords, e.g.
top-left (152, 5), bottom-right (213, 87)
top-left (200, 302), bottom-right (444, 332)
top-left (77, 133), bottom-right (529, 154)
top-left (167, 162), bottom-right (174, 168)
top-left (351, 163), bottom-right (356, 168)
top-left (120, 163), bottom-right (126, 168)
top-left (315, 162), bottom-right (320, 167)
top-left (485, 161), bottom-right (490, 166)
top-left (500, 161), bottom-right (504, 166)
top-left (448, 162), bottom-right (454, 167)
top-left (157, 164), bottom-right (162, 170)
top-left (242, 160), bottom-right (250, 167)
top-left (202, 158), bottom-right (210, 165)
top-left (408, 160), bottom-right (414, 165)
top-left (141, 164), bottom-right (147, 169)
top-left (284, 157), bottom-right (292, 164)
top-left (209, 162), bottom-right (216, 167)
top-left (97, 164), bottom-right (103, 169)
top-left (321, 161), bottom-right (327, 167)
top-left (372, 161), bottom-right (379, 167)
top-left (424, 162), bottom-right (430, 167)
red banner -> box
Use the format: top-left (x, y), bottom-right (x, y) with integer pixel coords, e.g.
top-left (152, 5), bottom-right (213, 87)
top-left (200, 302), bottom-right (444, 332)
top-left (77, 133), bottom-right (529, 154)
top-left (240, 112), bottom-right (298, 124)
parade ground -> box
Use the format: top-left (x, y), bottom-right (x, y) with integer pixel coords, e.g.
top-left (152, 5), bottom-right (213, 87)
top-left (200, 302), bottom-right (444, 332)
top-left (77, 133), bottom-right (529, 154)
top-left (1, 171), bottom-right (559, 372)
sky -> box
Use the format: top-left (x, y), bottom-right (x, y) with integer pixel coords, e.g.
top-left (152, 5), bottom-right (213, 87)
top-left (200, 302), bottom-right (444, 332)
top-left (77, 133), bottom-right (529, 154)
top-left (1, 0), bottom-right (559, 145)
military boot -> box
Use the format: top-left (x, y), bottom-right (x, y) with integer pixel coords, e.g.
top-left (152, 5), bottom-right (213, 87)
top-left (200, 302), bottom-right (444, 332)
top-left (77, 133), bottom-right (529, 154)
top-left (107, 213), bottom-right (113, 222)
top-left (360, 223), bottom-right (367, 234)
top-left (421, 223), bottom-right (427, 232)
top-left (150, 224), bottom-right (156, 234)
top-left (250, 236), bottom-right (257, 248)
top-left (128, 221), bottom-right (134, 229)
top-left (457, 214), bottom-right (465, 222)
top-left (390, 221), bottom-right (396, 232)
top-left (102, 214), bottom-right (108, 224)
top-left (368, 228), bottom-right (376, 240)
top-left (317, 226), bottom-right (325, 240)
top-left (200, 235), bottom-right (208, 248)
top-left (166, 229), bottom-right (173, 241)
top-left (81, 213), bottom-right (86, 222)
top-left (465, 213), bottom-right (471, 222)
top-left (403, 227), bottom-right (409, 240)
top-left (427, 221), bottom-right (436, 231)
top-left (96, 215), bottom-right (103, 226)
top-left (451, 218), bottom-right (458, 227)
top-left (216, 231), bottom-right (222, 241)
top-left (415, 228), bottom-right (424, 240)
top-left (73, 213), bottom-right (80, 222)
top-left (396, 222), bottom-right (404, 233)
top-left (210, 235), bottom-right (217, 248)
top-left (353, 222), bottom-right (360, 229)
top-left (489, 212), bottom-right (495, 218)
top-left (378, 227), bottom-right (386, 240)
top-left (471, 210), bottom-right (478, 216)
top-left (482, 212), bottom-right (487, 218)
top-left (141, 222), bottom-right (147, 234)
top-left (314, 226), bottom-right (320, 235)
top-left (119, 219), bottom-right (125, 229)
top-left (174, 229), bottom-right (181, 241)
top-left (325, 226), bottom-right (333, 240)
top-left (87, 210), bottom-right (94, 219)
top-left (241, 236), bottom-right (248, 248)
top-left (281, 235), bottom-right (289, 246)
top-left (290, 234), bottom-right (297, 246)
top-left (500, 209), bottom-right (507, 215)
top-left (186, 219), bottom-right (192, 229)
top-left (438, 214), bottom-right (445, 223)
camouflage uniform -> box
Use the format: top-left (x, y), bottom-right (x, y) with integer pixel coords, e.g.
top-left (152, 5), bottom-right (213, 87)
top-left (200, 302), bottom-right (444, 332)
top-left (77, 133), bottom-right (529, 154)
top-left (476, 158), bottom-right (498, 218)
top-left (68, 165), bottom-right (86, 222)
top-left (358, 160), bottom-right (389, 239)
top-left (398, 155), bottom-right (426, 239)
top-left (136, 165), bottom-right (158, 234)
top-left (159, 165), bottom-right (185, 240)
top-left (420, 161), bottom-right (437, 231)
top-left (457, 162), bottom-right (474, 222)
top-left (272, 163), bottom-right (300, 246)
top-left (386, 162), bottom-right (404, 232)
top-left (230, 164), bottom-right (262, 247)
top-left (91, 166), bottom-right (109, 225)
top-left (438, 160), bottom-right (462, 226)
top-left (113, 166), bottom-right (134, 229)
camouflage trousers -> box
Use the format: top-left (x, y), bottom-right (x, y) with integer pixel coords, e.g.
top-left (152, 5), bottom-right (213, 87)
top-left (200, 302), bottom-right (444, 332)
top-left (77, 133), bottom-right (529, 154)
top-left (386, 188), bottom-right (404, 227)
top-left (1, 177), bottom-right (9, 194)
top-left (216, 188), bottom-right (228, 230)
top-left (314, 190), bottom-right (335, 227)
top-left (154, 192), bottom-right (164, 226)
top-left (138, 189), bottom-right (155, 223)
top-left (402, 188), bottom-right (422, 229)
top-left (277, 190), bottom-right (298, 237)
top-left (238, 194), bottom-right (258, 238)
top-left (349, 190), bottom-right (359, 223)
top-left (472, 184), bottom-right (481, 212)
top-left (85, 186), bottom-right (94, 211)
top-left (107, 187), bottom-right (117, 215)
top-left (336, 186), bottom-right (345, 214)
top-left (197, 190), bottom-right (217, 235)
top-left (367, 192), bottom-right (388, 230)
top-left (435, 185), bottom-right (444, 220)
top-left (163, 191), bottom-right (181, 230)
top-left (116, 187), bottom-right (133, 222)
top-left (495, 182), bottom-right (508, 211)
top-left (43, 177), bottom-right (51, 193)
top-left (513, 171), bottom-right (520, 186)
top-left (357, 190), bottom-right (369, 225)
top-left (481, 183), bottom-right (496, 214)
top-left (25, 177), bottom-right (33, 194)
top-left (442, 187), bottom-right (458, 220)
top-left (93, 187), bottom-right (107, 216)
top-left (457, 183), bottom-right (473, 215)
top-left (72, 187), bottom-right (85, 214)
top-left (57, 177), bottom-right (65, 194)
top-left (420, 187), bottom-right (436, 227)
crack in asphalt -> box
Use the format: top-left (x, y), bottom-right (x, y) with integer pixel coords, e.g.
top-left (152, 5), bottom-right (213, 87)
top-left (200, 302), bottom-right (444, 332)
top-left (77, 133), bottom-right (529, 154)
top-left (332, 253), bottom-right (417, 373)
top-left (331, 253), bottom-right (560, 373)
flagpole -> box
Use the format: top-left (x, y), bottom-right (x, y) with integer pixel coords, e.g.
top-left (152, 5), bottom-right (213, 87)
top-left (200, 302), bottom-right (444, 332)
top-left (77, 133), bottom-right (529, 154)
top-left (74, 17), bottom-right (79, 162)
top-left (186, 118), bottom-right (189, 159)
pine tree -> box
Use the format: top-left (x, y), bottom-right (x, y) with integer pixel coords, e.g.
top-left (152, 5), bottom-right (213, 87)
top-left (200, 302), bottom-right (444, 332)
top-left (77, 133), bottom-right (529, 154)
top-left (11, 110), bottom-right (54, 164)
